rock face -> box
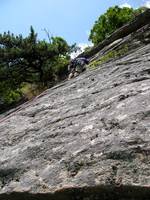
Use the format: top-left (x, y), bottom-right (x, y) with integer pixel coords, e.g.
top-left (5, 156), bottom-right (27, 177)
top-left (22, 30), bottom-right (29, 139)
top-left (0, 12), bottom-right (150, 200)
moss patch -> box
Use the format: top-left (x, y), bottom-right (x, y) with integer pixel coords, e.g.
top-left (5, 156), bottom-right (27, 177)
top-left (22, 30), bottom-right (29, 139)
top-left (88, 45), bottom-right (129, 69)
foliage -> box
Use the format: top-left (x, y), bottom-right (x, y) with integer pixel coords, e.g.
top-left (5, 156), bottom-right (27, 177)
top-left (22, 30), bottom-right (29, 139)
top-left (89, 6), bottom-right (145, 45)
top-left (0, 26), bottom-right (72, 111)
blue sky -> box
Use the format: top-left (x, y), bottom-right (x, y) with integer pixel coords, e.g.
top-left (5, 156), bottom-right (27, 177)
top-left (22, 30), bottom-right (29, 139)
top-left (0, 0), bottom-right (149, 46)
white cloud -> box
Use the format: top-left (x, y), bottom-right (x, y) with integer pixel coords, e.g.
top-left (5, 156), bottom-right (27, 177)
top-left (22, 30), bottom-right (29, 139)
top-left (143, 0), bottom-right (150, 8)
top-left (78, 43), bottom-right (93, 51)
top-left (119, 3), bottom-right (132, 8)
top-left (70, 43), bottom-right (93, 59)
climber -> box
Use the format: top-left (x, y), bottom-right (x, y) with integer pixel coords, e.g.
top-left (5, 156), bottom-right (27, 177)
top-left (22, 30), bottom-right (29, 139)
top-left (68, 57), bottom-right (89, 80)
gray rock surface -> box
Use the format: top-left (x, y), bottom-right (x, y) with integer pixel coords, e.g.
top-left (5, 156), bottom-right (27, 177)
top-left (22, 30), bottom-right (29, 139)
top-left (0, 14), bottom-right (150, 200)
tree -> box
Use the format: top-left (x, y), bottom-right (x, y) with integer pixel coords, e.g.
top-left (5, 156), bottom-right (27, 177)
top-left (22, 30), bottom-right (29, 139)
top-left (0, 27), bottom-right (72, 110)
top-left (0, 26), bottom-right (71, 83)
top-left (89, 6), bottom-right (142, 45)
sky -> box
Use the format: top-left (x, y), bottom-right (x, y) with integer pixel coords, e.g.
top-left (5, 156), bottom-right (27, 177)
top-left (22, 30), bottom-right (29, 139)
top-left (0, 0), bottom-right (150, 47)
